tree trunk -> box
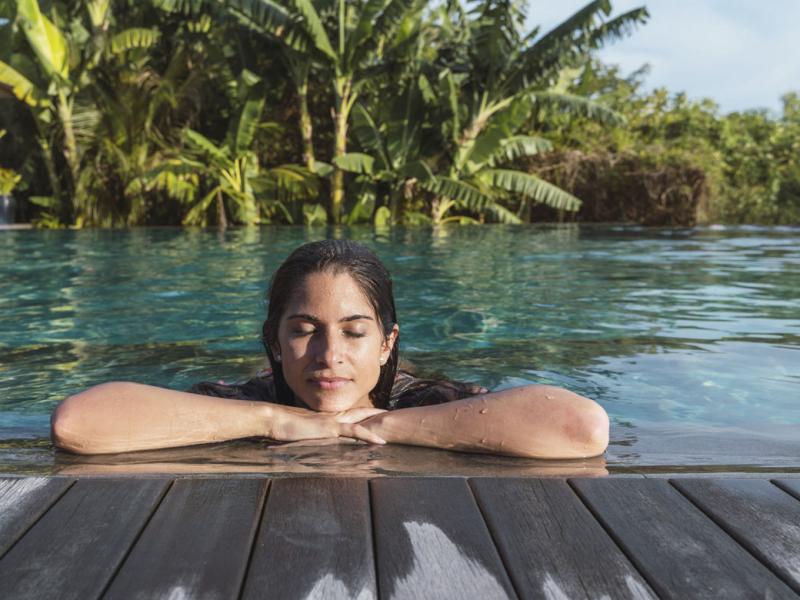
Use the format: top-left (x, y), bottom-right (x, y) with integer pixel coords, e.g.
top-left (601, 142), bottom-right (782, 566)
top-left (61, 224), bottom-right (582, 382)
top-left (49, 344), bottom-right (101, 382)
top-left (431, 196), bottom-right (454, 224)
top-left (36, 135), bottom-right (62, 216)
top-left (297, 80), bottom-right (315, 172)
top-left (57, 90), bottom-right (80, 222)
top-left (216, 188), bottom-right (227, 229)
top-left (331, 104), bottom-right (348, 224)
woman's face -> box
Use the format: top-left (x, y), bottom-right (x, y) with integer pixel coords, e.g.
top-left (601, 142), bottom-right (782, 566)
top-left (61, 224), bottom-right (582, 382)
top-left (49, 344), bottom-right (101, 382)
top-left (275, 270), bottom-right (398, 412)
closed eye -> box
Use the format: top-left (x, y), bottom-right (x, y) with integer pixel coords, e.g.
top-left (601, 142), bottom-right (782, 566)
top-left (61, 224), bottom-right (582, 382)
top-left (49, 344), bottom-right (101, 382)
top-left (291, 330), bottom-right (366, 338)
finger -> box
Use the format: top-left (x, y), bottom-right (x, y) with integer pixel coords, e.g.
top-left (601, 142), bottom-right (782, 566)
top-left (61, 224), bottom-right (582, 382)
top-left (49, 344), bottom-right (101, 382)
top-left (335, 407), bottom-right (388, 423)
top-left (343, 423), bottom-right (387, 445)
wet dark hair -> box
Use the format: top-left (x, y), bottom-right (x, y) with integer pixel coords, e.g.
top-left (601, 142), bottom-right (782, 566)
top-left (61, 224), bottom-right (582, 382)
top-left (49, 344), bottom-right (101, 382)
top-left (261, 239), bottom-right (399, 409)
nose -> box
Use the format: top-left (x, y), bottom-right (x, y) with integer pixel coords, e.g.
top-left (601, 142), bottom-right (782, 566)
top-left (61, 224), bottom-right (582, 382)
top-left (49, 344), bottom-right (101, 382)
top-left (312, 328), bottom-right (344, 366)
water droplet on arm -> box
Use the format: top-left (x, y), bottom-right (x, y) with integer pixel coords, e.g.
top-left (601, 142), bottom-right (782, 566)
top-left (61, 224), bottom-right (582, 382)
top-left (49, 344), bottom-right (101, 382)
top-left (479, 408), bottom-right (488, 414)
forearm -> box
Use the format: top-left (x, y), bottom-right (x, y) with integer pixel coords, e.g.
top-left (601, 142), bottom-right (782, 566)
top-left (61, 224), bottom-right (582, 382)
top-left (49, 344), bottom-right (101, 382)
top-left (51, 381), bottom-right (277, 455)
top-left (360, 385), bottom-right (609, 459)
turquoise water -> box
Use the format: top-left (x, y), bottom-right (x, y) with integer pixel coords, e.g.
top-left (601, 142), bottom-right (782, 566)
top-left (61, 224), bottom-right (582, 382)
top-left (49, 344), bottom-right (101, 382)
top-left (1, 225), bottom-right (799, 472)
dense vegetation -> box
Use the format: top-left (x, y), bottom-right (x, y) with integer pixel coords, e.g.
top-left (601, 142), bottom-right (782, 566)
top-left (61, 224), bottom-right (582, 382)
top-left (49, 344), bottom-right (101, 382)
top-left (538, 61), bottom-right (800, 225)
top-left (0, 0), bottom-right (797, 227)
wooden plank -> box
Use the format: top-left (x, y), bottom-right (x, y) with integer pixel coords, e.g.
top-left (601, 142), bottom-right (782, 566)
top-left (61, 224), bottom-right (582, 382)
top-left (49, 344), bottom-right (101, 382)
top-left (571, 478), bottom-right (797, 599)
top-left (0, 477), bottom-right (73, 558)
top-left (0, 478), bottom-right (169, 600)
top-left (673, 478), bottom-right (800, 593)
top-left (371, 477), bottom-right (517, 600)
top-left (775, 479), bottom-right (800, 501)
top-left (470, 478), bottom-right (656, 599)
top-left (242, 478), bottom-right (376, 600)
top-left (104, 478), bottom-right (266, 600)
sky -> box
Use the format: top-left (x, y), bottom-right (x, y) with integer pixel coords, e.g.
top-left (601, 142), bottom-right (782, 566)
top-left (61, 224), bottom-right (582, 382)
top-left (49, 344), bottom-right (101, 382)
top-left (530, 0), bottom-right (800, 115)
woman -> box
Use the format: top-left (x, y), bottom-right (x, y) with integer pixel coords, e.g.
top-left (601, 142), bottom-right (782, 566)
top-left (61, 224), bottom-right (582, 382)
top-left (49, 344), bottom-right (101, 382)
top-left (51, 240), bottom-right (609, 458)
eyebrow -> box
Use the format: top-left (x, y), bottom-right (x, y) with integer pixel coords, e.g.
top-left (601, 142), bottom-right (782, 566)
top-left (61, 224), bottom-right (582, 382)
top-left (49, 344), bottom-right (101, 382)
top-left (286, 313), bottom-right (374, 323)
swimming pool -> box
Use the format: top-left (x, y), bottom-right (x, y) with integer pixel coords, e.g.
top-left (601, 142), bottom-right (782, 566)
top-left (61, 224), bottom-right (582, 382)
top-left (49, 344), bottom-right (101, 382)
top-left (1, 225), bottom-right (798, 474)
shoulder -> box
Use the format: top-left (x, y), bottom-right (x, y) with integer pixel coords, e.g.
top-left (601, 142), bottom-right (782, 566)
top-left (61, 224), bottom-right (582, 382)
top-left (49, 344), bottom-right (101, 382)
top-left (388, 370), bottom-right (488, 410)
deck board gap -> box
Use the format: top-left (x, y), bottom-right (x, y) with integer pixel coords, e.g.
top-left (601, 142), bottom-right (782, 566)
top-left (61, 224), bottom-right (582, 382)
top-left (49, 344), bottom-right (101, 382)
top-left (772, 479), bottom-right (800, 502)
top-left (235, 479), bottom-right (271, 600)
top-left (97, 479), bottom-right (176, 600)
top-left (566, 478), bottom-right (666, 599)
top-left (368, 479), bottom-right (382, 600)
top-left (0, 478), bottom-right (76, 562)
top-left (466, 478), bottom-right (525, 600)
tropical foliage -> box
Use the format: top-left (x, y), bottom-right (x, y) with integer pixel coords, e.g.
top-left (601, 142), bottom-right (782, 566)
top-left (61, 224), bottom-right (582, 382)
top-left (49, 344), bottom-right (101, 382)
top-left (2, 0), bottom-right (797, 227)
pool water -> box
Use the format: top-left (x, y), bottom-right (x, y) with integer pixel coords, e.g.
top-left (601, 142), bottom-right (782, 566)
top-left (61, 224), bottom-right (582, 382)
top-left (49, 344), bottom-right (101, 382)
top-left (1, 225), bottom-right (799, 474)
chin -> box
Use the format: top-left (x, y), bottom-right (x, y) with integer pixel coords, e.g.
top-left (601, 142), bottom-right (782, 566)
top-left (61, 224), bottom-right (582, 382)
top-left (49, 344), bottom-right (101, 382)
top-left (304, 393), bottom-right (362, 413)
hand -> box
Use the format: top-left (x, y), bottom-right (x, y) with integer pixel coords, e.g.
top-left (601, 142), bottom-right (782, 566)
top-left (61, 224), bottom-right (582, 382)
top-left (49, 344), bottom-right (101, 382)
top-left (269, 405), bottom-right (389, 445)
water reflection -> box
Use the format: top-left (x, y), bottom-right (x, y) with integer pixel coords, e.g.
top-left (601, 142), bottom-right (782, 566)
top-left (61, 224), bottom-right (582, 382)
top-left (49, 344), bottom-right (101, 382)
top-left (51, 440), bottom-right (609, 477)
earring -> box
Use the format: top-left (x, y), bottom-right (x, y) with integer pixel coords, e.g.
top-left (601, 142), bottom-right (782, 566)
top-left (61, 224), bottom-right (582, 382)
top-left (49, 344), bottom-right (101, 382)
top-left (275, 354), bottom-right (281, 362)
top-left (379, 358), bottom-right (386, 365)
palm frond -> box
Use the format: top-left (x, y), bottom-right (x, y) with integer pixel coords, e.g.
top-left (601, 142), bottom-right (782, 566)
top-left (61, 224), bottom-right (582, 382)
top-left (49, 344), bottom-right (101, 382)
top-left (16, 0), bottom-right (69, 80)
top-left (505, 0), bottom-right (621, 92)
top-left (109, 28), bottom-right (162, 55)
top-left (182, 129), bottom-right (229, 164)
top-left (225, 76), bottom-right (266, 155)
top-left (456, 94), bottom-right (534, 172)
top-left (0, 59), bottom-right (44, 106)
top-left (249, 164), bottom-right (320, 203)
top-left (397, 159), bottom-right (433, 182)
top-left (350, 0), bottom-right (419, 67)
top-left (217, 0), bottom-right (313, 55)
top-left (182, 186), bottom-right (219, 225)
top-left (421, 175), bottom-right (494, 211)
top-left (587, 8), bottom-right (649, 48)
top-left (290, 0), bottom-right (336, 59)
top-left (333, 152), bottom-right (375, 175)
top-left (153, 0), bottom-right (207, 15)
top-left (484, 199), bottom-right (523, 224)
top-left (349, 0), bottom-right (391, 63)
top-left (127, 158), bottom-right (202, 203)
top-left (351, 104), bottom-right (391, 170)
top-left (487, 135), bottom-right (553, 166)
top-left (480, 168), bottom-right (582, 211)
top-left (530, 91), bottom-right (625, 125)
top-left (536, 0), bottom-right (611, 46)
top-left (86, 0), bottom-right (111, 28)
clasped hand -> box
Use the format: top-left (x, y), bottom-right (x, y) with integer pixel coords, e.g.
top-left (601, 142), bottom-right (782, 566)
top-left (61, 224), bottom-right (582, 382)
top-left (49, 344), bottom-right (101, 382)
top-left (269, 405), bottom-right (387, 445)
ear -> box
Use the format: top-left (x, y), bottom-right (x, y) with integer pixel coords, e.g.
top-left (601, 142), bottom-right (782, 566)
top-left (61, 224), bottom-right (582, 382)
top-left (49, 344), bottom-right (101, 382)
top-left (380, 324), bottom-right (399, 363)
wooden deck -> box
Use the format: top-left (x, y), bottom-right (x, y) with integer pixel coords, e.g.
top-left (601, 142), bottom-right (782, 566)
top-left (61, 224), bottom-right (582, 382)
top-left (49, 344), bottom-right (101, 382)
top-left (0, 476), bottom-right (799, 599)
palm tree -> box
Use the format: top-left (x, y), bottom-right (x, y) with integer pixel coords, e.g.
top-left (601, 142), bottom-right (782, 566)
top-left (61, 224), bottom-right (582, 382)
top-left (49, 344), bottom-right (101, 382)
top-left (215, 0), bottom-right (421, 223)
top-left (133, 69), bottom-right (319, 226)
top-left (421, 0), bottom-right (648, 222)
top-left (0, 0), bottom-right (81, 222)
top-left (334, 0), bottom-right (647, 224)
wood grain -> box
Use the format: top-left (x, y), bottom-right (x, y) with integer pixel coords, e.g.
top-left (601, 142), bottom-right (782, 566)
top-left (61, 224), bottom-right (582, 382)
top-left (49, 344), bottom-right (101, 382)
top-left (0, 478), bottom-right (169, 600)
top-left (673, 478), bottom-right (800, 593)
top-left (242, 478), bottom-right (376, 600)
top-left (371, 477), bottom-right (517, 600)
top-left (471, 477), bottom-right (656, 599)
top-left (0, 477), bottom-right (73, 558)
top-left (572, 478), bottom-right (796, 599)
top-left (104, 478), bottom-right (266, 600)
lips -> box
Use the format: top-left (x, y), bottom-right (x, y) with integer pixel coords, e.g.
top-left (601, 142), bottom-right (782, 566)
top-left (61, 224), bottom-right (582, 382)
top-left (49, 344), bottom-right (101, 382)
top-left (309, 377), bottom-right (350, 390)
